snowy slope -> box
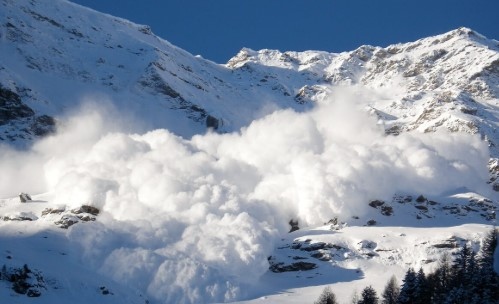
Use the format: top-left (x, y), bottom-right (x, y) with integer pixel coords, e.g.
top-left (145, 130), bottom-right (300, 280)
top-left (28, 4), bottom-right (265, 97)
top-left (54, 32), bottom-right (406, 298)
top-left (0, 0), bottom-right (315, 144)
top-left (0, 0), bottom-right (498, 304)
top-left (2, 1), bottom-right (499, 154)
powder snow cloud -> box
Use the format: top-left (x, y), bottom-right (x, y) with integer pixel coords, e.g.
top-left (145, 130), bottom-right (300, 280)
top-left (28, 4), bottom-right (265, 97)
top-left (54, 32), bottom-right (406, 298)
top-left (0, 87), bottom-right (491, 303)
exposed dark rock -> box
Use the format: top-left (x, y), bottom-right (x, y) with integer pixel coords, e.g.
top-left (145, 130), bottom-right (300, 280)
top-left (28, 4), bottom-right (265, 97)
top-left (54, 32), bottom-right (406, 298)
top-left (269, 261), bottom-right (317, 273)
top-left (331, 244), bottom-right (346, 250)
top-left (2, 213), bottom-right (37, 221)
top-left (138, 25), bottom-right (152, 35)
top-left (310, 252), bottom-right (331, 261)
top-left (0, 86), bottom-right (34, 125)
top-left (41, 207), bottom-right (65, 216)
top-left (206, 115), bottom-right (219, 130)
top-left (30, 115), bottom-right (56, 136)
top-left (366, 220), bottom-right (377, 226)
top-left (289, 219), bottom-right (299, 233)
top-left (416, 195), bottom-right (427, 203)
top-left (375, 248), bottom-right (394, 252)
top-left (358, 240), bottom-right (377, 249)
top-left (139, 70), bottom-right (181, 99)
top-left (462, 205), bottom-right (478, 212)
top-left (415, 205), bottom-right (428, 211)
top-left (294, 85), bottom-right (324, 104)
top-left (385, 125), bottom-right (401, 135)
top-left (395, 195), bottom-right (412, 204)
top-left (54, 215), bottom-right (79, 229)
top-left (27, 9), bottom-right (63, 28)
top-left (432, 242), bottom-right (457, 249)
top-left (1, 264), bottom-right (45, 297)
top-left (460, 107), bottom-right (477, 115)
top-left (484, 211), bottom-right (496, 221)
top-left (27, 289), bottom-right (41, 297)
top-left (369, 200), bottom-right (385, 208)
top-left (381, 205), bottom-right (394, 216)
top-left (300, 242), bottom-right (329, 252)
top-left (19, 193), bottom-right (32, 203)
top-left (71, 205), bottom-right (100, 216)
top-left (100, 286), bottom-right (113, 295)
top-left (325, 218), bottom-right (338, 225)
top-left (364, 252), bottom-right (377, 258)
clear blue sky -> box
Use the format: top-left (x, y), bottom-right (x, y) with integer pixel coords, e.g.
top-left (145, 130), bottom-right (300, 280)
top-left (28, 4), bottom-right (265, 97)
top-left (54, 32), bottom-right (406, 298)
top-left (71, 0), bottom-right (499, 64)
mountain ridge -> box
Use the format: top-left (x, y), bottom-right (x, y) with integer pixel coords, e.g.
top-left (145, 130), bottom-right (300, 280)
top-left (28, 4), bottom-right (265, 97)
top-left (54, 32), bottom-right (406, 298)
top-left (1, 0), bottom-right (499, 159)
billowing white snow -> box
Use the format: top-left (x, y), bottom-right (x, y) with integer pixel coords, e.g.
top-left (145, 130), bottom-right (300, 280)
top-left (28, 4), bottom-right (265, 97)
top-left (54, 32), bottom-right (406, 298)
top-left (0, 87), bottom-right (494, 303)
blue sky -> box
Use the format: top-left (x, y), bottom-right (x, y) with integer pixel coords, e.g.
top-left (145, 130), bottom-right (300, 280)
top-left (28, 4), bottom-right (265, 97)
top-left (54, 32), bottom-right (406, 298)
top-left (71, 0), bottom-right (499, 64)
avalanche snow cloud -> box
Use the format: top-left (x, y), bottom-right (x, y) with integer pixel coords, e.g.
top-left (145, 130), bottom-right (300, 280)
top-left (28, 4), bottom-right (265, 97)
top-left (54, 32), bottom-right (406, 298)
top-left (0, 88), bottom-right (491, 303)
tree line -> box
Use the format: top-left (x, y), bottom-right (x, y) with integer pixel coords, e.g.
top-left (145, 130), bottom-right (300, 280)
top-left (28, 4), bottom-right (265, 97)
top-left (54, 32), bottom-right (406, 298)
top-left (314, 227), bottom-right (498, 304)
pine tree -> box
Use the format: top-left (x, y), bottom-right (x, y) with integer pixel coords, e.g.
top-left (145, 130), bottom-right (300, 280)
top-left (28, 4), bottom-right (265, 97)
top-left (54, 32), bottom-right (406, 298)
top-left (451, 243), bottom-right (470, 284)
top-left (444, 286), bottom-right (468, 304)
top-left (381, 275), bottom-right (400, 304)
top-left (414, 268), bottom-right (430, 304)
top-left (358, 285), bottom-right (378, 304)
top-left (476, 226), bottom-right (498, 302)
top-left (427, 253), bottom-right (452, 303)
top-left (397, 267), bottom-right (417, 304)
top-left (314, 286), bottom-right (338, 304)
top-left (445, 243), bottom-right (479, 303)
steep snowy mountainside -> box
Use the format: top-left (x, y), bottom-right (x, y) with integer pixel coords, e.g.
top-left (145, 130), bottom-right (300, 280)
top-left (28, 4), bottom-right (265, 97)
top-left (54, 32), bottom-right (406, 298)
top-left (227, 28), bottom-right (499, 157)
top-left (2, 0), bottom-right (499, 158)
top-left (0, 0), bottom-right (312, 145)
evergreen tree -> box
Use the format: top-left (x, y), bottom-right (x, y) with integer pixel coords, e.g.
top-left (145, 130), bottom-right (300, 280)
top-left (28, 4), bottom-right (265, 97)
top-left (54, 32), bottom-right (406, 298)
top-left (397, 267), bottom-right (417, 304)
top-left (358, 285), bottom-right (378, 304)
top-left (414, 268), bottom-right (430, 304)
top-left (426, 253), bottom-right (452, 303)
top-left (381, 275), bottom-right (400, 304)
top-left (443, 286), bottom-right (468, 304)
top-left (466, 248), bottom-right (478, 285)
top-left (476, 226), bottom-right (498, 302)
top-left (451, 243), bottom-right (470, 285)
top-left (446, 243), bottom-right (479, 303)
top-left (314, 286), bottom-right (338, 304)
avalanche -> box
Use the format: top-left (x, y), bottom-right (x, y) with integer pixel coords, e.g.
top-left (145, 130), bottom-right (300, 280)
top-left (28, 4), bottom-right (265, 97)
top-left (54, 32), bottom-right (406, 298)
top-left (0, 0), bottom-right (498, 303)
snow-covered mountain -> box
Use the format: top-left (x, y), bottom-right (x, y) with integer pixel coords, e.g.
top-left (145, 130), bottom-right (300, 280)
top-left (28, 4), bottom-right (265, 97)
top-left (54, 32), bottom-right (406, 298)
top-left (0, 0), bottom-right (498, 303)
top-left (2, 0), bottom-right (499, 153)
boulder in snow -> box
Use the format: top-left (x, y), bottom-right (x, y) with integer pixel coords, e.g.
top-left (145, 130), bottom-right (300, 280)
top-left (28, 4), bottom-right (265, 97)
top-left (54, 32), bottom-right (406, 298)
top-left (19, 193), bottom-right (32, 203)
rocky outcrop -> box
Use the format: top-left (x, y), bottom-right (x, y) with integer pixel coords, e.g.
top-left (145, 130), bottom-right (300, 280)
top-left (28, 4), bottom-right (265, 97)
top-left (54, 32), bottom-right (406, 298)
top-left (41, 205), bottom-right (100, 229)
top-left (268, 255), bottom-right (317, 273)
top-left (0, 86), bottom-right (55, 142)
top-left (0, 86), bottom-right (34, 125)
